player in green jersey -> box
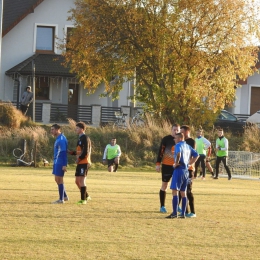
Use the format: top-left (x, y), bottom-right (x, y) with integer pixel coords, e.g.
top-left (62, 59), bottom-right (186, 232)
top-left (103, 138), bottom-right (122, 172)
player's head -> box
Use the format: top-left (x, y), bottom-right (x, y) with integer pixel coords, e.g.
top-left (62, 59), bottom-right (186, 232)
top-left (217, 128), bottom-right (224, 137)
top-left (196, 128), bottom-right (203, 137)
top-left (76, 121), bottom-right (86, 134)
top-left (175, 132), bottom-right (184, 143)
top-left (171, 123), bottom-right (180, 137)
top-left (26, 86), bottom-right (31, 92)
top-left (180, 125), bottom-right (190, 138)
top-left (111, 138), bottom-right (116, 145)
top-left (51, 124), bottom-right (61, 137)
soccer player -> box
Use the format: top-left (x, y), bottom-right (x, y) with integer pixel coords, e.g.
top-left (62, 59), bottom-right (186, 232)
top-left (51, 124), bottom-right (69, 204)
top-left (214, 128), bottom-right (232, 180)
top-left (69, 122), bottom-right (92, 204)
top-left (102, 138), bottom-right (121, 172)
top-left (156, 124), bottom-right (180, 213)
top-left (166, 132), bottom-right (199, 219)
top-left (179, 125), bottom-right (197, 217)
top-left (194, 129), bottom-right (212, 180)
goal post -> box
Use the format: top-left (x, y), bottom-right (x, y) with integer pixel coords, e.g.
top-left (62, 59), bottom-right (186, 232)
top-left (218, 151), bottom-right (260, 179)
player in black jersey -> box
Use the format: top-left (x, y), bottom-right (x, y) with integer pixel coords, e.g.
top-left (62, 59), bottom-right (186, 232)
top-left (156, 124), bottom-right (180, 213)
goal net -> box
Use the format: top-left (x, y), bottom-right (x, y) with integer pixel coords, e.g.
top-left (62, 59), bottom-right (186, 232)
top-left (217, 151), bottom-right (260, 179)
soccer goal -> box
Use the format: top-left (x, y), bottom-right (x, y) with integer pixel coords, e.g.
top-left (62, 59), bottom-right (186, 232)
top-left (217, 151), bottom-right (260, 179)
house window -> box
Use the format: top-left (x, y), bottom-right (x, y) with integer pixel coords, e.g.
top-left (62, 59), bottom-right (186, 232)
top-left (66, 27), bottom-right (74, 51)
top-left (36, 26), bottom-right (55, 52)
top-left (35, 77), bottom-right (50, 100)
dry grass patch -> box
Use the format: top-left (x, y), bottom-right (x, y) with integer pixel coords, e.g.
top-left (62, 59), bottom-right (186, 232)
top-left (0, 167), bottom-right (259, 260)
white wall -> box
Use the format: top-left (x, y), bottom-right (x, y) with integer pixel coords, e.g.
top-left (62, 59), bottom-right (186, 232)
top-left (0, 0), bottom-right (74, 100)
top-left (234, 70), bottom-right (260, 114)
top-left (0, 0), bottom-right (131, 108)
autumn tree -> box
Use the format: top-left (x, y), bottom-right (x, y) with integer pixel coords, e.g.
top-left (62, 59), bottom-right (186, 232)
top-left (63, 0), bottom-right (260, 125)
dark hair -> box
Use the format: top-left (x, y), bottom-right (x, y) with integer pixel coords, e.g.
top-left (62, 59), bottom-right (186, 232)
top-left (175, 132), bottom-right (184, 139)
top-left (51, 124), bottom-right (61, 130)
top-left (76, 121), bottom-right (86, 130)
top-left (180, 125), bottom-right (190, 132)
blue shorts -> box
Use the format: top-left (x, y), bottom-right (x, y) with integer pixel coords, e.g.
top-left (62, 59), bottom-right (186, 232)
top-left (170, 167), bottom-right (189, 191)
top-left (52, 163), bottom-right (65, 177)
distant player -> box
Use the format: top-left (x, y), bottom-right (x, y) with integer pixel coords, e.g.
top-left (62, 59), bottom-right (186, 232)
top-left (69, 122), bottom-right (92, 204)
top-left (103, 138), bottom-right (121, 172)
top-left (51, 124), bottom-right (69, 204)
top-left (156, 124), bottom-right (180, 213)
top-left (214, 128), bottom-right (232, 180)
top-left (194, 129), bottom-right (212, 180)
top-left (166, 133), bottom-right (199, 219)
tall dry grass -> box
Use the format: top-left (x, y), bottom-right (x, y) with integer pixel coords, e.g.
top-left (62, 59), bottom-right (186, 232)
top-left (1, 114), bottom-right (259, 167)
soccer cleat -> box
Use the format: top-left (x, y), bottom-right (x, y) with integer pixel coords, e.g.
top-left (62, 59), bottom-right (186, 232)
top-left (86, 196), bottom-right (91, 201)
top-left (202, 177), bottom-right (205, 180)
top-left (160, 206), bottom-right (167, 213)
top-left (77, 200), bottom-right (87, 205)
top-left (179, 214), bottom-right (186, 219)
top-left (186, 213), bottom-right (196, 218)
top-left (113, 170), bottom-right (117, 172)
top-left (228, 176), bottom-right (232, 180)
top-left (52, 199), bottom-right (64, 204)
top-left (178, 206), bottom-right (182, 213)
top-left (213, 176), bottom-right (219, 179)
top-left (165, 213), bottom-right (178, 219)
top-left (64, 197), bottom-right (69, 201)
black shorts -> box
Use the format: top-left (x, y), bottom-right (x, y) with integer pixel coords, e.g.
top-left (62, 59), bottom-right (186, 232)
top-left (107, 158), bottom-right (116, 167)
top-left (161, 164), bottom-right (174, 182)
top-left (75, 164), bottom-right (89, 177)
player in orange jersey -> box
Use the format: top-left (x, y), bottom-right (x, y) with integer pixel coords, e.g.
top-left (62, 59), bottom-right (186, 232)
top-left (156, 124), bottom-right (180, 213)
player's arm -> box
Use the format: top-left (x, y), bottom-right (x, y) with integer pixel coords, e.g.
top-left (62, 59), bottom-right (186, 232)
top-left (203, 137), bottom-right (211, 150)
top-left (189, 148), bottom-right (200, 165)
top-left (117, 145), bottom-right (122, 157)
top-left (156, 138), bottom-right (166, 171)
top-left (103, 145), bottom-right (108, 160)
top-left (78, 135), bottom-right (88, 160)
top-left (59, 139), bottom-right (68, 168)
top-left (174, 152), bottom-right (181, 167)
top-left (221, 138), bottom-right (228, 151)
top-left (207, 146), bottom-right (212, 158)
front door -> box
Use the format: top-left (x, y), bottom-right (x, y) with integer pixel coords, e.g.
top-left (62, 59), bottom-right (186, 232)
top-left (250, 87), bottom-right (260, 115)
top-left (68, 84), bottom-right (79, 120)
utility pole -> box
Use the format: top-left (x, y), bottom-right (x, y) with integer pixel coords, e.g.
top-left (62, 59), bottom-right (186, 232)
top-left (32, 60), bottom-right (35, 122)
top-left (0, 0), bottom-right (3, 92)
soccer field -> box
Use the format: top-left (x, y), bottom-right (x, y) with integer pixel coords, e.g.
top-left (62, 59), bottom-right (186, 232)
top-left (0, 167), bottom-right (259, 260)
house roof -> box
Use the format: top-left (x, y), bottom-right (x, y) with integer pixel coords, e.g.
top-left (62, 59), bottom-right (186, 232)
top-left (3, 0), bottom-right (44, 36)
top-left (5, 54), bottom-right (75, 77)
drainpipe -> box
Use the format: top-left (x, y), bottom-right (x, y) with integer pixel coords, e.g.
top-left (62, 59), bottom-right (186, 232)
top-left (14, 78), bottom-right (20, 109)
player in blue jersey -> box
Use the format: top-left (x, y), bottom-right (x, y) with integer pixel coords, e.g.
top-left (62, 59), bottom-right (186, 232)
top-left (51, 124), bottom-right (69, 204)
top-left (166, 132), bottom-right (199, 218)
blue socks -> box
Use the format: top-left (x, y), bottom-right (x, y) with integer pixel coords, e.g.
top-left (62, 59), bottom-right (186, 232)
top-left (181, 197), bottom-right (187, 216)
top-left (58, 183), bottom-right (65, 201)
top-left (172, 195), bottom-right (179, 215)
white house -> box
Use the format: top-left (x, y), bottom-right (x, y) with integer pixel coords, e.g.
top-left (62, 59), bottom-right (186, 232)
top-left (226, 52), bottom-right (260, 119)
top-left (1, 0), bottom-right (258, 124)
top-left (0, 0), bottom-right (134, 125)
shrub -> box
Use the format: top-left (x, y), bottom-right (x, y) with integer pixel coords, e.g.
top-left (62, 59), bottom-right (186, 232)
top-left (0, 102), bottom-right (36, 128)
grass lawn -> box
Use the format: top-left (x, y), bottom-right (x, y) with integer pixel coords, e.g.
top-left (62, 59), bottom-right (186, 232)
top-left (0, 166), bottom-right (259, 260)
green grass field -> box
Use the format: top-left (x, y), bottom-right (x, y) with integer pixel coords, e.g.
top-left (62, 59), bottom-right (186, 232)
top-left (0, 166), bottom-right (260, 260)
